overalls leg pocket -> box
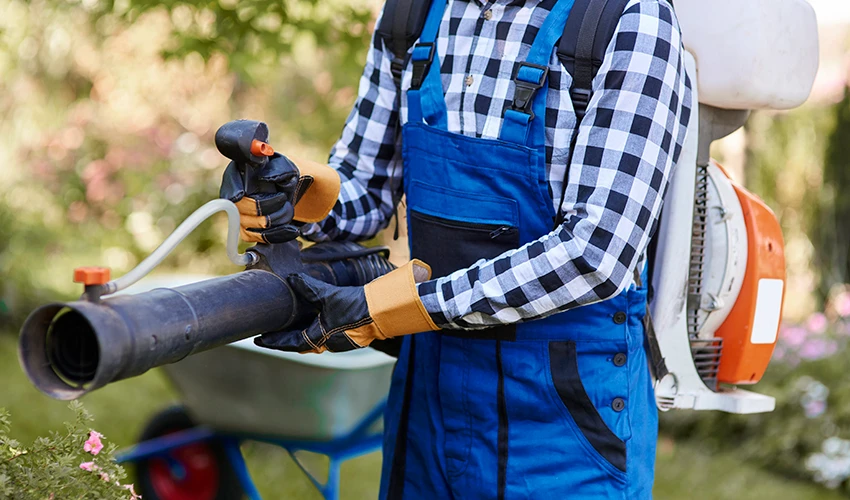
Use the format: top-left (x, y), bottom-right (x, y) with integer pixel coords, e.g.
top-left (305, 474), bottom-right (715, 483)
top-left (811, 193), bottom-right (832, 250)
top-left (547, 340), bottom-right (630, 478)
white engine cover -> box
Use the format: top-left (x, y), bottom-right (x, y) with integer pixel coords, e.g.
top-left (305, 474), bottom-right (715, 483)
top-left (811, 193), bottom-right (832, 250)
top-left (676, 0), bottom-right (819, 110)
top-left (649, 53), bottom-right (776, 414)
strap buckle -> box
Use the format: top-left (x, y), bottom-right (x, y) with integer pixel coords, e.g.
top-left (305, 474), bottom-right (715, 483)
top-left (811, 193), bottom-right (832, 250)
top-left (510, 62), bottom-right (549, 119)
top-left (570, 87), bottom-right (592, 120)
top-left (410, 43), bottom-right (436, 90)
top-left (390, 57), bottom-right (404, 87)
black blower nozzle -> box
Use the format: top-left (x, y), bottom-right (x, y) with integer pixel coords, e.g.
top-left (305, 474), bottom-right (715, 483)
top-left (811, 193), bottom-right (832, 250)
top-left (19, 242), bottom-right (394, 400)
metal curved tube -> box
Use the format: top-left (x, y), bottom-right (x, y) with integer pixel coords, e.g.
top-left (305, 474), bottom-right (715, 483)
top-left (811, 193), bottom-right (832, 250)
top-left (104, 199), bottom-right (257, 295)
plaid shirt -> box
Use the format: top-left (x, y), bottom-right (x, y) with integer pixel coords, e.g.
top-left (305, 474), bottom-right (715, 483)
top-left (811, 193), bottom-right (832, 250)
top-left (302, 0), bottom-right (692, 330)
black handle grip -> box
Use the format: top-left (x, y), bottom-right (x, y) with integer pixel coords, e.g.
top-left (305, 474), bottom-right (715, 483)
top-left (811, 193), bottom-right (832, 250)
top-left (215, 120), bottom-right (276, 197)
top-left (215, 120), bottom-right (270, 166)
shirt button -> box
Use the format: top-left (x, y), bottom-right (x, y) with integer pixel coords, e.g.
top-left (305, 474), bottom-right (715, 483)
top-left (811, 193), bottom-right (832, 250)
top-left (465, 75), bottom-right (474, 87)
top-left (613, 353), bottom-right (627, 367)
top-left (613, 311), bottom-right (627, 324)
top-left (483, 9), bottom-right (493, 20)
top-left (612, 398), bottom-right (626, 412)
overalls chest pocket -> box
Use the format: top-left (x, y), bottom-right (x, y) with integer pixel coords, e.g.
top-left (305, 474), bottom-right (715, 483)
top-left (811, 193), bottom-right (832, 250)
top-left (407, 179), bottom-right (521, 338)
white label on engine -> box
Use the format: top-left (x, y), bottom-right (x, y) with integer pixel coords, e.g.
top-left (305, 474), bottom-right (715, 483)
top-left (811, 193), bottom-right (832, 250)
top-left (750, 279), bottom-right (784, 344)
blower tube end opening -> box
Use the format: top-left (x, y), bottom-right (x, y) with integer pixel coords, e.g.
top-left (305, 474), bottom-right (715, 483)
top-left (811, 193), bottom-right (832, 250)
top-left (19, 304), bottom-right (107, 400)
top-left (47, 309), bottom-right (100, 386)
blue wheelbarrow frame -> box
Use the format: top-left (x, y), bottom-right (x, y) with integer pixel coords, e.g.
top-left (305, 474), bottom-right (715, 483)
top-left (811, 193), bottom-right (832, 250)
top-left (116, 399), bottom-right (386, 500)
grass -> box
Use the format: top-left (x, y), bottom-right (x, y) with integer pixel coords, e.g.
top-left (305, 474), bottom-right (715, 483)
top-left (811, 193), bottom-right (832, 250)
top-left (654, 436), bottom-right (844, 500)
top-left (0, 332), bottom-right (843, 499)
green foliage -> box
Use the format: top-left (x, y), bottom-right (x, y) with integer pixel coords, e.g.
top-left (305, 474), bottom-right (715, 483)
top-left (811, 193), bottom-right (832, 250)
top-left (745, 98), bottom-right (850, 308)
top-left (57, 0), bottom-right (375, 81)
top-left (0, 0), bottom-right (373, 328)
top-left (0, 402), bottom-right (137, 499)
top-left (654, 437), bottom-right (847, 500)
top-left (745, 106), bottom-right (836, 315)
top-left (812, 89), bottom-right (850, 297)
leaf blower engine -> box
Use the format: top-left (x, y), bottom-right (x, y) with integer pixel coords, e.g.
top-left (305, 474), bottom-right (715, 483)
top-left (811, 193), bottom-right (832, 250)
top-left (19, 0), bottom-right (820, 414)
top-left (647, 0), bottom-right (819, 413)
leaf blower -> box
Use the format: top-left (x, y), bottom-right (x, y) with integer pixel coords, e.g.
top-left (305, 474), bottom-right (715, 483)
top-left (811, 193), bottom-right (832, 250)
top-left (18, 120), bottom-right (394, 400)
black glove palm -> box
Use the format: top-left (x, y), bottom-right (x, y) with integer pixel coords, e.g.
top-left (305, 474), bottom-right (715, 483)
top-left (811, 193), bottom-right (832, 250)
top-left (254, 260), bottom-right (439, 354)
top-left (255, 274), bottom-right (371, 353)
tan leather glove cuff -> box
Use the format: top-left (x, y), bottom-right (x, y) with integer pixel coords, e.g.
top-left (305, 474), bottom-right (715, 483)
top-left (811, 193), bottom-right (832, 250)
top-left (290, 157), bottom-right (342, 223)
top-left (363, 260), bottom-right (440, 338)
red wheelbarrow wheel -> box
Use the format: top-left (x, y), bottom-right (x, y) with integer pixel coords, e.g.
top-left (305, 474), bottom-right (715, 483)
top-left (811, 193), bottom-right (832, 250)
top-left (135, 406), bottom-right (243, 500)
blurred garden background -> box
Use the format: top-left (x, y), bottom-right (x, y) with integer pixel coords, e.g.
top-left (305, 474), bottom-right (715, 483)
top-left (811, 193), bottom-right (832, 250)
top-left (0, 0), bottom-right (849, 498)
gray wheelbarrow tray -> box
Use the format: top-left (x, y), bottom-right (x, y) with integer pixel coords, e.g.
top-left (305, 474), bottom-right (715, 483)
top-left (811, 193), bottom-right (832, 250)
top-left (115, 272), bottom-right (396, 499)
top-left (163, 339), bottom-right (395, 439)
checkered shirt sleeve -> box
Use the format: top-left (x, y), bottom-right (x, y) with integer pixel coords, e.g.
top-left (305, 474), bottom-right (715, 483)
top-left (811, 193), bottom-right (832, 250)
top-left (302, 0), bottom-right (693, 330)
top-left (298, 15), bottom-right (402, 243)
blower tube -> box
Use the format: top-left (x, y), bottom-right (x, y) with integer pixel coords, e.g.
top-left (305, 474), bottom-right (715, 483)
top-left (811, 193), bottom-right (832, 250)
top-left (19, 241), bottom-right (394, 400)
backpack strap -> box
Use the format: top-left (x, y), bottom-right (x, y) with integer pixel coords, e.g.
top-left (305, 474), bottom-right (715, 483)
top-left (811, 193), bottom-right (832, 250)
top-left (557, 0), bottom-right (629, 120)
top-left (556, 0), bottom-right (671, 385)
top-left (554, 0), bottom-right (630, 227)
top-left (634, 268), bottom-right (670, 382)
top-left (376, 0), bottom-right (434, 251)
top-left (377, 0), bottom-right (433, 86)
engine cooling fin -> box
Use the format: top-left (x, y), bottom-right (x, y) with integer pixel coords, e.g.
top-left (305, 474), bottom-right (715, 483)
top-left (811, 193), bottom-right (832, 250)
top-left (687, 163), bottom-right (723, 390)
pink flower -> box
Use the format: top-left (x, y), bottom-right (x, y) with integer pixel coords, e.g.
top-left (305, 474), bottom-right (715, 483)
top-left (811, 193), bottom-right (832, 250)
top-left (84, 431), bottom-right (104, 455)
top-left (780, 326), bottom-right (808, 347)
top-left (804, 399), bottom-right (828, 419)
top-left (807, 313), bottom-right (829, 335)
top-left (79, 461), bottom-right (96, 471)
top-left (834, 291), bottom-right (850, 318)
top-left (799, 338), bottom-right (838, 361)
top-left (124, 483), bottom-right (141, 500)
top-left (100, 472), bottom-right (110, 482)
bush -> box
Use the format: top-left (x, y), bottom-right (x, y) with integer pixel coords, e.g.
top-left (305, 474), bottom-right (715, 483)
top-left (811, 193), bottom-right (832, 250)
top-left (0, 401), bottom-right (138, 499)
top-left (0, 0), bottom-right (371, 331)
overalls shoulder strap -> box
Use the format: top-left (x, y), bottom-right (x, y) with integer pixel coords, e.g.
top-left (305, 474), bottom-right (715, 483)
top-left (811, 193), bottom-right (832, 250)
top-left (404, 0), bottom-right (449, 128)
top-left (497, 0), bottom-right (577, 146)
top-left (497, 0), bottom-right (630, 146)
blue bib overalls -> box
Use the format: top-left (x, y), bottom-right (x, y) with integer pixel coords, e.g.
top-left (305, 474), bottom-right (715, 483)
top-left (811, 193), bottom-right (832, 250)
top-left (379, 1), bottom-right (657, 498)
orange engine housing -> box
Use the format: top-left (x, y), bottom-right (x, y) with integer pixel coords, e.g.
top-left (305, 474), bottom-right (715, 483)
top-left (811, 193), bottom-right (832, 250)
top-left (714, 173), bottom-right (786, 385)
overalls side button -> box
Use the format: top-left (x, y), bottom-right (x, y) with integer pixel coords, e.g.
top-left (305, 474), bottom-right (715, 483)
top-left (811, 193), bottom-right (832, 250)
top-left (613, 311), bottom-right (627, 324)
top-left (612, 398), bottom-right (626, 412)
top-left (613, 353), bottom-right (627, 367)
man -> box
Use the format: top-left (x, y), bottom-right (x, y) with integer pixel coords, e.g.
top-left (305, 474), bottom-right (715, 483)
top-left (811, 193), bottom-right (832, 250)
top-left (221, 0), bottom-right (691, 497)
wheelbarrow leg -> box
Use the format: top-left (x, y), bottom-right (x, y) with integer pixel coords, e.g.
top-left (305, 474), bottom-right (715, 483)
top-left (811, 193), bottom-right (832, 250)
top-left (324, 457), bottom-right (342, 500)
top-left (283, 448), bottom-right (341, 500)
top-left (222, 438), bottom-right (262, 500)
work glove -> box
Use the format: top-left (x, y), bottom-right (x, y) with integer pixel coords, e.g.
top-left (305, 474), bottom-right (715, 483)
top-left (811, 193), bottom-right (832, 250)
top-left (255, 260), bottom-right (439, 353)
top-left (220, 153), bottom-right (341, 244)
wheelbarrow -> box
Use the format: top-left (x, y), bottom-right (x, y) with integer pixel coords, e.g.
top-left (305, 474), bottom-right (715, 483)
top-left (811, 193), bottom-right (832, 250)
top-left (112, 276), bottom-right (396, 500)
